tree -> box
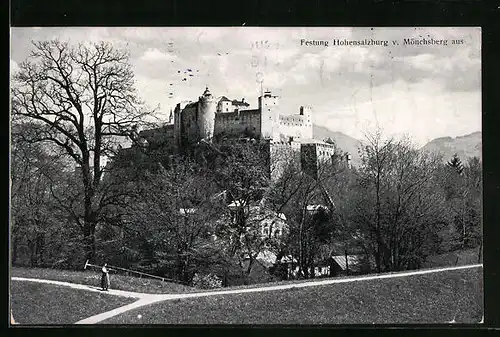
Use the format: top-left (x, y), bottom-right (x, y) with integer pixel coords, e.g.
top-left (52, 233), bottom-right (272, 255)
top-left (208, 139), bottom-right (273, 281)
top-left (356, 130), bottom-right (396, 273)
top-left (121, 159), bottom-right (224, 284)
top-left (354, 131), bottom-right (447, 272)
top-left (10, 123), bottom-right (83, 268)
top-left (443, 156), bottom-right (482, 250)
top-left (447, 153), bottom-right (464, 175)
top-left (462, 157), bottom-right (482, 249)
top-left (11, 40), bottom-right (156, 261)
top-left (381, 140), bottom-right (447, 270)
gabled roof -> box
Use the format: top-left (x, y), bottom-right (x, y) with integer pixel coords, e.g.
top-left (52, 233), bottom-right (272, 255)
top-left (331, 255), bottom-right (361, 271)
top-left (331, 255), bottom-right (376, 270)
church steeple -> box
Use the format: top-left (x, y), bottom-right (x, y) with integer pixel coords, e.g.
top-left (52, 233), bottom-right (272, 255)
top-left (168, 108), bottom-right (173, 124)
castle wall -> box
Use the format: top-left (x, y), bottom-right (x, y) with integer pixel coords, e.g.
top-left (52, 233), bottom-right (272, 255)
top-left (277, 114), bottom-right (313, 140)
top-left (300, 141), bottom-right (336, 179)
top-left (269, 140), bottom-right (301, 181)
top-left (180, 103), bottom-right (199, 145)
top-left (316, 142), bottom-right (336, 162)
top-left (214, 109), bottom-right (261, 139)
top-left (174, 105), bottom-right (182, 148)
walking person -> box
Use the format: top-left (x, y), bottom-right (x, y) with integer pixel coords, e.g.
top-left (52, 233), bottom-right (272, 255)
top-left (101, 263), bottom-right (110, 291)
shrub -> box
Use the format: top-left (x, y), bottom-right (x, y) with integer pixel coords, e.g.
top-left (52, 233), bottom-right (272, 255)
top-left (191, 273), bottom-right (223, 289)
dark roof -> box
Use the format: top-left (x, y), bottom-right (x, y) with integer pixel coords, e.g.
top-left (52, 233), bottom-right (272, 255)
top-left (218, 96), bottom-right (250, 107)
top-left (231, 99), bottom-right (250, 107)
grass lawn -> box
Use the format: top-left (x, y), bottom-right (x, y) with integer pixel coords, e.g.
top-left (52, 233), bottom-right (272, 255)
top-left (10, 281), bottom-right (136, 325)
top-left (102, 267), bottom-right (483, 325)
top-left (11, 267), bottom-right (193, 294)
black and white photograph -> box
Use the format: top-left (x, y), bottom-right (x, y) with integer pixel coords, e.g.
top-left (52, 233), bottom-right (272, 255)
top-left (9, 27), bottom-right (482, 325)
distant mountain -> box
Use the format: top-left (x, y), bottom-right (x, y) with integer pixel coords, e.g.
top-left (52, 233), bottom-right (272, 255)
top-left (313, 125), bottom-right (363, 167)
top-left (421, 131), bottom-right (482, 163)
top-left (312, 126), bottom-right (482, 167)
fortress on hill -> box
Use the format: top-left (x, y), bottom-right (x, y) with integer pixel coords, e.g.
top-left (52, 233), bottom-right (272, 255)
top-left (135, 87), bottom-right (351, 179)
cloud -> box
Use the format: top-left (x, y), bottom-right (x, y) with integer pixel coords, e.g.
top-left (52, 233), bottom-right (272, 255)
top-left (393, 46), bottom-right (481, 91)
top-left (10, 59), bottom-right (19, 77)
top-left (321, 80), bottom-right (481, 146)
top-left (140, 48), bottom-right (177, 62)
top-left (10, 27), bottom-right (481, 145)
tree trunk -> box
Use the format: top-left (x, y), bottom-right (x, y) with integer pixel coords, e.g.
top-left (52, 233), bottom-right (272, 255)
top-left (82, 156), bottom-right (97, 261)
top-left (36, 233), bottom-right (45, 267)
top-left (28, 238), bottom-right (36, 267)
top-left (246, 259), bottom-right (252, 277)
top-left (83, 222), bottom-right (96, 261)
top-left (375, 168), bottom-right (382, 273)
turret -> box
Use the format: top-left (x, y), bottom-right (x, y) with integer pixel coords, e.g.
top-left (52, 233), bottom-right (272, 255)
top-left (198, 87), bottom-right (217, 142)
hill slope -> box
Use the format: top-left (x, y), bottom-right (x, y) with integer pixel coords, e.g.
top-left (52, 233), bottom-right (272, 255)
top-left (11, 267), bottom-right (193, 294)
top-left (11, 281), bottom-right (134, 325)
top-left (102, 266), bottom-right (483, 324)
top-left (313, 125), bottom-right (362, 167)
top-left (422, 131), bottom-right (482, 162)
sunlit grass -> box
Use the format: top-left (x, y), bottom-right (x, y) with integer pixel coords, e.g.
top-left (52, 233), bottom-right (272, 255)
top-left (10, 281), bottom-right (135, 325)
top-left (102, 267), bottom-right (483, 324)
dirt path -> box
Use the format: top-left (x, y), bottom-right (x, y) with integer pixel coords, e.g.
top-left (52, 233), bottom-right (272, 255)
top-left (11, 263), bottom-right (482, 324)
top-left (11, 277), bottom-right (145, 298)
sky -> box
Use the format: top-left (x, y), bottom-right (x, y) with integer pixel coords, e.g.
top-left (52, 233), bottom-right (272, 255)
top-left (10, 27), bottom-right (481, 146)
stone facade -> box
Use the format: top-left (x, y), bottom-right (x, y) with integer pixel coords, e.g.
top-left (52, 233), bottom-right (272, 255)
top-left (138, 87), bottom-right (351, 180)
top-left (167, 87), bottom-right (314, 148)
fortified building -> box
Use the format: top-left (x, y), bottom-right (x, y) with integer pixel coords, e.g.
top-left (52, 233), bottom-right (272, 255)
top-left (135, 87), bottom-right (351, 179)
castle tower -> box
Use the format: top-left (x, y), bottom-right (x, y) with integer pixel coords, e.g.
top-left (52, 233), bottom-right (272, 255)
top-left (299, 105), bottom-right (313, 139)
top-left (259, 90), bottom-right (280, 140)
top-left (173, 104), bottom-right (182, 149)
top-left (198, 87), bottom-right (217, 142)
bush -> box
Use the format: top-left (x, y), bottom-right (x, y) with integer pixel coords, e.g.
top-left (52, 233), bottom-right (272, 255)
top-left (191, 273), bottom-right (223, 289)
